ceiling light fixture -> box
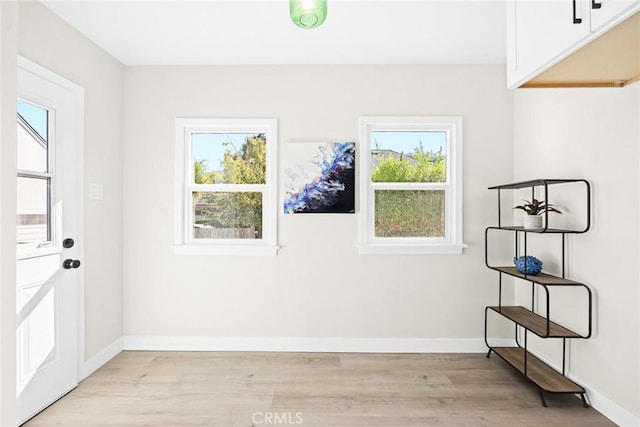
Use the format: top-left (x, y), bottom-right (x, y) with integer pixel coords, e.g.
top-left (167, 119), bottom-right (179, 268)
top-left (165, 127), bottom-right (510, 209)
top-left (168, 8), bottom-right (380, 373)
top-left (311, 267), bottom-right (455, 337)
top-left (290, 0), bottom-right (327, 29)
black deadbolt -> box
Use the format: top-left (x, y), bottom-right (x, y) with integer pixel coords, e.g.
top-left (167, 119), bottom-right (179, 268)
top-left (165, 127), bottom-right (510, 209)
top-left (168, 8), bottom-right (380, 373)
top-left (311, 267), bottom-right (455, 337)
top-left (63, 238), bottom-right (75, 249)
top-left (63, 259), bottom-right (81, 269)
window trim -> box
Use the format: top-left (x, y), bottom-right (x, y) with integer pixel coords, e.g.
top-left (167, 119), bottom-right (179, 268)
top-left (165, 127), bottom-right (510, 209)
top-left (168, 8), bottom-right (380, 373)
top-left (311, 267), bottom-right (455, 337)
top-left (173, 118), bottom-right (279, 256)
top-left (358, 116), bottom-right (466, 255)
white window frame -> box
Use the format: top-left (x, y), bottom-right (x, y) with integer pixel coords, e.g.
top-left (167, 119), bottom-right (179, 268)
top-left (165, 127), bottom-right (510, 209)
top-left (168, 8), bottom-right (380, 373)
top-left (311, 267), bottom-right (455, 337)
top-left (173, 118), bottom-right (279, 256)
top-left (16, 104), bottom-right (58, 259)
top-left (358, 116), bottom-right (466, 255)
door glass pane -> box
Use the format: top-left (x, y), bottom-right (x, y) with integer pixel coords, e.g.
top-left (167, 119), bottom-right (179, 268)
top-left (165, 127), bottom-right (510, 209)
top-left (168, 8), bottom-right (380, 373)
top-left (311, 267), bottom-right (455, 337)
top-left (192, 133), bottom-right (266, 184)
top-left (17, 100), bottom-right (48, 142)
top-left (371, 131), bottom-right (446, 183)
top-left (374, 190), bottom-right (445, 238)
top-left (17, 101), bottom-right (48, 173)
top-left (17, 177), bottom-right (50, 245)
top-left (17, 120), bottom-right (48, 173)
top-left (193, 192), bottom-right (262, 239)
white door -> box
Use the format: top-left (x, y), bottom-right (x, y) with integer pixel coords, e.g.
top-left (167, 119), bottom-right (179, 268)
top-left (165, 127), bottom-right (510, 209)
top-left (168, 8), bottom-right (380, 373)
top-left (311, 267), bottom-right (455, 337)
top-left (16, 57), bottom-right (84, 425)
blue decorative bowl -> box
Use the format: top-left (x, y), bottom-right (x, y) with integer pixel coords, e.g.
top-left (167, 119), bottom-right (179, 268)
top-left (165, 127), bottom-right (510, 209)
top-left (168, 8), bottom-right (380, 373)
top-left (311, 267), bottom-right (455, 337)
top-left (514, 256), bottom-right (543, 275)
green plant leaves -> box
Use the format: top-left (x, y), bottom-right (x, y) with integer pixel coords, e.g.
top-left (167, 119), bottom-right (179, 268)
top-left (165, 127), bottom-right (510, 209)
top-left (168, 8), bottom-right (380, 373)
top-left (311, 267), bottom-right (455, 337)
top-left (513, 198), bottom-right (563, 215)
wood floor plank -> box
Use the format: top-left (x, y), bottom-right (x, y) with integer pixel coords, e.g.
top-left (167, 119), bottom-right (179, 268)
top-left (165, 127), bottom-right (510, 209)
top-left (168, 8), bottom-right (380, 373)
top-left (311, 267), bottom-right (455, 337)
top-left (24, 351), bottom-right (616, 427)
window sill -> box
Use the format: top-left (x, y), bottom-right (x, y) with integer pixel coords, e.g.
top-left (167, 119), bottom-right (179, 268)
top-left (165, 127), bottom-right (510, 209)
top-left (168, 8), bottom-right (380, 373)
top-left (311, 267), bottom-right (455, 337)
top-left (171, 244), bottom-right (279, 256)
top-left (358, 243), bottom-right (468, 255)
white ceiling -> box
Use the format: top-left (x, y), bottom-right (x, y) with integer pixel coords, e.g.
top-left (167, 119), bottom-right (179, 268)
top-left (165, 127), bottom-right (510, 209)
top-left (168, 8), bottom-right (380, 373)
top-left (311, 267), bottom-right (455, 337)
top-left (41, 0), bottom-right (507, 66)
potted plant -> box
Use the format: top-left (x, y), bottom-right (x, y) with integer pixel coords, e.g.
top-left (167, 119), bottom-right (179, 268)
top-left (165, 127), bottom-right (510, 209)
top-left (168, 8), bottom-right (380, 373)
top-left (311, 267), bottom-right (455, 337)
top-left (513, 198), bottom-right (562, 229)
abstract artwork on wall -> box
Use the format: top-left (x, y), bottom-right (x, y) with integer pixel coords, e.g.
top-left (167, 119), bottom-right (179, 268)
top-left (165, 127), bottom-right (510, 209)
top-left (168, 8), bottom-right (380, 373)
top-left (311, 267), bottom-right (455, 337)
top-left (283, 142), bottom-right (356, 214)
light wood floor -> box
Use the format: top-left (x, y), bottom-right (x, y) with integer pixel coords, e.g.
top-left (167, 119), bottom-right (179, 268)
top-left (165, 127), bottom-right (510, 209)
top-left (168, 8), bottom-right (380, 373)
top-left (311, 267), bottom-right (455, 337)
top-left (25, 351), bottom-right (615, 426)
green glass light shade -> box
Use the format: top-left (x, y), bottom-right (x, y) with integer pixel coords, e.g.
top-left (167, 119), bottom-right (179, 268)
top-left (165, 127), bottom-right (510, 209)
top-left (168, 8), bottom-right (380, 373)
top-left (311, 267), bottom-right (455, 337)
top-left (290, 0), bottom-right (327, 29)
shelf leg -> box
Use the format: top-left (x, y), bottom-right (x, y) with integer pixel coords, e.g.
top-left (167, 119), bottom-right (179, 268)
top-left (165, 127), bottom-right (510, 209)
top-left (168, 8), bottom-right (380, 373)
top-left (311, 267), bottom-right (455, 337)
top-left (580, 393), bottom-right (589, 408)
top-left (539, 389), bottom-right (548, 407)
top-left (486, 348), bottom-right (492, 358)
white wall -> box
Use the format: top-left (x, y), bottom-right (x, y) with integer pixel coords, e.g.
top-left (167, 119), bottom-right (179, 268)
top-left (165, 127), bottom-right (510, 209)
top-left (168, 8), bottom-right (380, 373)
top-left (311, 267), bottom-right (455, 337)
top-left (123, 65), bottom-right (513, 343)
top-left (513, 85), bottom-right (640, 418)
top-left (0, 3), bottom-right (18, 425)
top-left (17, 2), bottom-right (124, 361)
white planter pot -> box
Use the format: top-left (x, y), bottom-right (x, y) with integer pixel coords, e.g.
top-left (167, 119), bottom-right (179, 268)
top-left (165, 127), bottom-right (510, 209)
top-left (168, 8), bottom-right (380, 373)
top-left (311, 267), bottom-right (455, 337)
top-left (524, 215), bottom-right (543, 230)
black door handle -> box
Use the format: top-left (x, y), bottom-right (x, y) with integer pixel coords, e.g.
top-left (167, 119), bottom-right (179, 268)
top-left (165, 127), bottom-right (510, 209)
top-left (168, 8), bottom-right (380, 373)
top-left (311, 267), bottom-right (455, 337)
top-left (63, 259), bottom-right (81, 269)
top-left (63, 238), bottom-right (75, 248)
top-left (573, 0), bottom-right (583, 23)
top-left (592, 0), bottom-right (602, 9)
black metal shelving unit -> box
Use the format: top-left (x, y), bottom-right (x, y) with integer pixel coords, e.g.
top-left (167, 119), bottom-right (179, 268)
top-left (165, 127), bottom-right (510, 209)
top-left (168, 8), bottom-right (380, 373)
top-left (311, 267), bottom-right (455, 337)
top-left (484, 179), bottom-right (592, 407)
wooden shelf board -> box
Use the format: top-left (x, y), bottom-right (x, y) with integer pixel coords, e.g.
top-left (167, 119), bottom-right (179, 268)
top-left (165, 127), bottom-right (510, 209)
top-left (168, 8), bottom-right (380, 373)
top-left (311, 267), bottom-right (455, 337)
top-left (488, 306), bottom-right (581, 338)
top-left (491, 266), bottom-right (582, 286)
top-left (491, 347), bottom-right (584, 394)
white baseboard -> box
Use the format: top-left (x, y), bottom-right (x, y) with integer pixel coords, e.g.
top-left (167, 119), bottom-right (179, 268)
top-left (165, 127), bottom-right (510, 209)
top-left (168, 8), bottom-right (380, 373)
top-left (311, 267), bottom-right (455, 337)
top-left (527, 347), bottom-right (640, 427)
top-left (122, 336), bottom-right (513, 353)
top-left (80, 337), bottom-right (123, 380)
top-left (583, 386), bottom-right (640, 427)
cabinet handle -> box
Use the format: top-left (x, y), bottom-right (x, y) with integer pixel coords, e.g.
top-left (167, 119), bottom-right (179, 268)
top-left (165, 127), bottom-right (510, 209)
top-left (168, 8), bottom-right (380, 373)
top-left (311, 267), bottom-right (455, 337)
top-left (573, 0), bottom-right (583, 24)
top-left (592, 0), bottom-right (602, 9)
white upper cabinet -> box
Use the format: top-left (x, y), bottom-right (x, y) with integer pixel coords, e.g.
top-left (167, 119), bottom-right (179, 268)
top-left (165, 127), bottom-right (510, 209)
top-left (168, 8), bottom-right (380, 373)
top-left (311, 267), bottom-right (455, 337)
top-left (590, 0), bottom-right (638, 31)
top-left (508, 0), bottom-right (591, 88)
top-left (507, 0), bottom-right (640, 88)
